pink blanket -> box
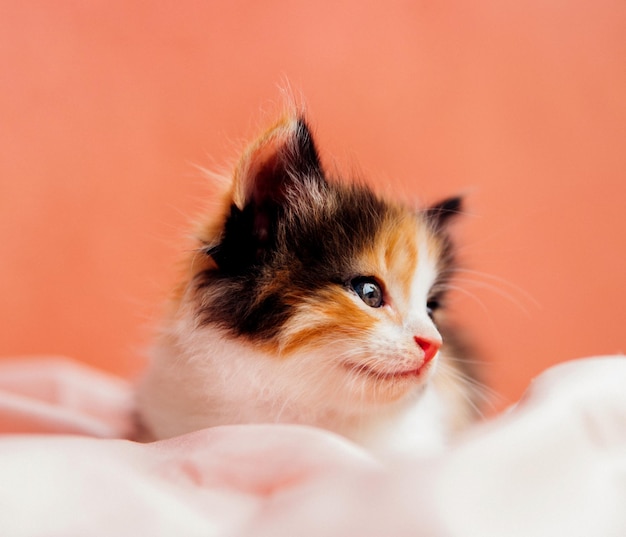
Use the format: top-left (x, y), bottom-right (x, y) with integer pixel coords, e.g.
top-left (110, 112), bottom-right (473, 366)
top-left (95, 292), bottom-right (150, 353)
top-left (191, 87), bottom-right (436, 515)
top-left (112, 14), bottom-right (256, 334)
top-left (1, 355), bottom-right (625, 536)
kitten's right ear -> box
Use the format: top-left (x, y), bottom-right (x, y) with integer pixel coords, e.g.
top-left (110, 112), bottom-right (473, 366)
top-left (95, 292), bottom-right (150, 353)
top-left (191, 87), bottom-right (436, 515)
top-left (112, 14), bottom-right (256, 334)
top-left (233, 116), bottom-right (325, 213)
top-left (207, 116), bottom-right (326, 272)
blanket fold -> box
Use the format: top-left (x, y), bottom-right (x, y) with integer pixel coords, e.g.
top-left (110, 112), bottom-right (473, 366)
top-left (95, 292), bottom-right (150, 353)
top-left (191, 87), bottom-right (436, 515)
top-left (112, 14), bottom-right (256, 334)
top-left (0, 355), bottom-right (624, 536)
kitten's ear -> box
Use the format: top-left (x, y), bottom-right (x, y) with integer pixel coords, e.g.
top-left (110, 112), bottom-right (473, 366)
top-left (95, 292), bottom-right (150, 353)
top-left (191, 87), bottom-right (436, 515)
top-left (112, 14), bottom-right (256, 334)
top-left (233, 116), bottom-right (325, 212)
top-left (424, 196), bottom-right (463, 229)
top-left (207, 116), bottom-right (325, 272)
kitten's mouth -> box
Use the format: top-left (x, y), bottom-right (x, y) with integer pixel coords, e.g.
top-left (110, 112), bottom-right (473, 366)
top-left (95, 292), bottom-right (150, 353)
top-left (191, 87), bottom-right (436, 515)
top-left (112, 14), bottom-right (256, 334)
top-left (343, 360), bottom-right (432, 381)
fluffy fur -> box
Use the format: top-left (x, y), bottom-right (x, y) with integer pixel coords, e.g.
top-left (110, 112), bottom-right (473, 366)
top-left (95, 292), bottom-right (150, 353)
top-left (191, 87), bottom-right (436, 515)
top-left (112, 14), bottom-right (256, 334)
top-left (136, 112), bottom-right (479, 456)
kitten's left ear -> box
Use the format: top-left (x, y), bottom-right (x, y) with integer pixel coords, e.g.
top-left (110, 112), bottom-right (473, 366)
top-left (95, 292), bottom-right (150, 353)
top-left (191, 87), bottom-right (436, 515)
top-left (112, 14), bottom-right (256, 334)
top-left (424, 196), bottom-right (463, 228)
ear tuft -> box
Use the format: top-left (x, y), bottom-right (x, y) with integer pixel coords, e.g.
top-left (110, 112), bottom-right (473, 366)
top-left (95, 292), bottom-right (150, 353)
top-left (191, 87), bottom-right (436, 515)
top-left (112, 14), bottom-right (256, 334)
top-left (290, 118), bottom-right (322, 176)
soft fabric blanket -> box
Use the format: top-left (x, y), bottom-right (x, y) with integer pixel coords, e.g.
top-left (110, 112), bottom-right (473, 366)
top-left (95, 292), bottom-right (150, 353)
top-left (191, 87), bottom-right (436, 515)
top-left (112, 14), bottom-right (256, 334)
top-left (0, 355), bottom-right (624, 536)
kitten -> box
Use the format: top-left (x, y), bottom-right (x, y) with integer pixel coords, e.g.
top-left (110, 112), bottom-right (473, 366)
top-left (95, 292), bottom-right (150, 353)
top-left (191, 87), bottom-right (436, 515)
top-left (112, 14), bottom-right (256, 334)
top-left (136, 112), bottom-right (479, 456)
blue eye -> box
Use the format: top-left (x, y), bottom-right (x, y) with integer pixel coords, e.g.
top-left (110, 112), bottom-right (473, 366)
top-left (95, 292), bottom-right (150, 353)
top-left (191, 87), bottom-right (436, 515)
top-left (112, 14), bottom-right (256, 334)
top-left (350, 277), bottom-right (383, 308)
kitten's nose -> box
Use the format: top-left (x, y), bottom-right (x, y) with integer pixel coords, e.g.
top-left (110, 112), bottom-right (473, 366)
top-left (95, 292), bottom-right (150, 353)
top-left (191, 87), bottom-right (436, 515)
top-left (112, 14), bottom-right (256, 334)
top-left (414, 336), bottom-right (441, 364)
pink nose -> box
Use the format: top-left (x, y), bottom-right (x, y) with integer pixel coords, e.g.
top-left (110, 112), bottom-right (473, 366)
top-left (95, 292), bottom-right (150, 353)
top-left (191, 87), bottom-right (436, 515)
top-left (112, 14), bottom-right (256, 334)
top-left (414, 336), bottom-right (441, 365)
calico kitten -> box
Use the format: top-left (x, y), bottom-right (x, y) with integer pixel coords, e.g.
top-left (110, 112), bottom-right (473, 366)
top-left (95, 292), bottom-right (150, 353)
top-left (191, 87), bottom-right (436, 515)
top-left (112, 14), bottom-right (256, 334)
top-left (136, 112), bottom-right (478, 455)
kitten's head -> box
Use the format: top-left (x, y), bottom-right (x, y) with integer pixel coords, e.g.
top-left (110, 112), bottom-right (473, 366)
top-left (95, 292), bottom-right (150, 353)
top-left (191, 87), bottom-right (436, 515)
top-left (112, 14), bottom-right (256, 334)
top-left (171, 114), bottom-right (462, 411)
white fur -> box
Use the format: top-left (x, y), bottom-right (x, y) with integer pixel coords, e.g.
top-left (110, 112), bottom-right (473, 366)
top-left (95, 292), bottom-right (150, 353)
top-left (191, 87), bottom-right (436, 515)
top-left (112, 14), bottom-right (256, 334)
top-left (137, 232), bottom-right (461, 457)
top-left (137, 321), bottom-right (450, 456)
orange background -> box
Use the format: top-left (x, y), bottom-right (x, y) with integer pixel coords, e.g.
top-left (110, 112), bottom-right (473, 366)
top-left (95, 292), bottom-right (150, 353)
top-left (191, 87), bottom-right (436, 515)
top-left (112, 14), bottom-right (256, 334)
top-left (1, 1), bottom-right (624, 409)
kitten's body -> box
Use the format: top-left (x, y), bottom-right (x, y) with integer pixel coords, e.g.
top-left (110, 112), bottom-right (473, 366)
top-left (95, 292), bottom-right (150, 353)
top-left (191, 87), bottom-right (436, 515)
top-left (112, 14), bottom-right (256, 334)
top-left (137, 112), bottom-right (478, 456)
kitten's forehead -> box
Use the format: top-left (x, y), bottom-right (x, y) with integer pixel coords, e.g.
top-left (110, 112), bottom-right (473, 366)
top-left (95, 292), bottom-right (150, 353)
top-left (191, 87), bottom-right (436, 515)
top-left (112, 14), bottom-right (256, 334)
top-left (357, 210), bottom-right (442, 312)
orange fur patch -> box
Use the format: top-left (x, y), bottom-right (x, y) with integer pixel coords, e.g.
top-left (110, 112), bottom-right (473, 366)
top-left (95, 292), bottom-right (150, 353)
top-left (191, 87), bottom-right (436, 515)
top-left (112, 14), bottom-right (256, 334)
top-left (277, 287), bottom-right (378, 356)
top-left (354, 209), bottom-right (443, 318)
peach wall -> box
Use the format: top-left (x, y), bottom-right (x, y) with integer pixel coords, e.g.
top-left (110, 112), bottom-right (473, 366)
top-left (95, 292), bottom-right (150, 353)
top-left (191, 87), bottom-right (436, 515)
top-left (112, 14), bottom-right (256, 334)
top-left (1, 1), bottom-right (624, 409)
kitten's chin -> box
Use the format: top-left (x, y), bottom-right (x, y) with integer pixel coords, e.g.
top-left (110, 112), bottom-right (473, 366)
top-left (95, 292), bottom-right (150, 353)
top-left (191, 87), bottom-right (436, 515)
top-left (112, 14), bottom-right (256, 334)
top-left (339, 357), bottom-right (436, 405)
top-left (342, 359), bottom-right (433, 382)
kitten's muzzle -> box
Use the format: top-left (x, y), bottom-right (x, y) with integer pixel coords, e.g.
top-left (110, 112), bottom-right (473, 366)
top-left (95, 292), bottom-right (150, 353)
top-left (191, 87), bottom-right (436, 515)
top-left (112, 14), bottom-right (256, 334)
top-left (342, 335), bottom-right (441, 381)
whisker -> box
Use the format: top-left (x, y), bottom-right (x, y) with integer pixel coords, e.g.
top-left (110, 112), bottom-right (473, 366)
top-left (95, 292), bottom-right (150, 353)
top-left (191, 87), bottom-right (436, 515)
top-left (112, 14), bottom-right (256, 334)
top-left (451, 277), bottom-right (535, 317)
top-left (455, 268), bottom-right (539, 302)
top-left (438, 360), bottom-right (506, 411)
top-left (438, 265), bottom-right (540, 312)
top-left (442, 284), bottom-right (491, 315)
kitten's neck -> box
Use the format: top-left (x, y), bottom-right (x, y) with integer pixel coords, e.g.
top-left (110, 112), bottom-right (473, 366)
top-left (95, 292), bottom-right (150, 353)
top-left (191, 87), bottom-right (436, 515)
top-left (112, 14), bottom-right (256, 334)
top-left (137, 320), bottom-right (450, 455)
